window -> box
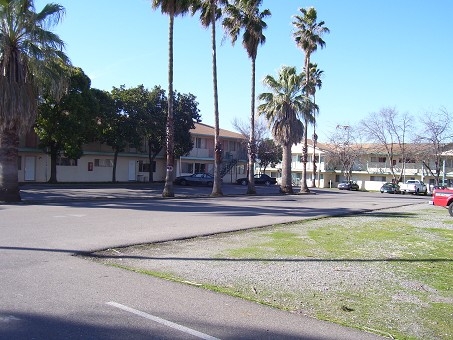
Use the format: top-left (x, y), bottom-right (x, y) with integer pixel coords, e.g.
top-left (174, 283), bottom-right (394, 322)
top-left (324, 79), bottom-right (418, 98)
top-left (94, 159), bottom-right (113, 167)
top-left (229, 141), bottom-right (236, 151)
top-left (18, 156), bottom-right (22, 170)
top-left (195, 138), bottom-right (206, 149)
top-left (181, 163), bottom-right (194, 173)
top-left (57, 157), bottom-right (78, 166)
top-left (195, 163), bottom-right (206, 173)
top-left (370, 176), bottom-right (386, 181)
top-left (138, 161), bottom-right (156, 172)
top-left (370, 157), bottom-right (386, 163)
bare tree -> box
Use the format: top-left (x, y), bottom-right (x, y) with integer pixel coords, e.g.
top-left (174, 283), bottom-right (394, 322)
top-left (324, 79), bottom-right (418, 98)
top-left (413, 108), bottom-right (453, 184)
top-left (232, 116), bottom-right (269, 178)
top-left (232, 116), bottom-right (268, 142)
top-left (325, 124), bottom-right (363, 180)
top-left (360, 107), bottom-right (413, 182)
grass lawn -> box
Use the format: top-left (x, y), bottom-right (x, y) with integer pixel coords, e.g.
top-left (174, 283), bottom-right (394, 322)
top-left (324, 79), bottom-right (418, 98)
top-left (92, 204), bottom-right (453, 340)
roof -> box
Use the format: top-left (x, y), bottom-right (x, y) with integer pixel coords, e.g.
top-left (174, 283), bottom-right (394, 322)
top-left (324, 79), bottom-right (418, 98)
top-left (192, 122), bottom-right (245, 140)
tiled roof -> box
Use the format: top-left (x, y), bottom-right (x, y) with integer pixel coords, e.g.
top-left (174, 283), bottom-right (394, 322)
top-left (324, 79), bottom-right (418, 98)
top-left (192, 122), bottom-right (246, 140)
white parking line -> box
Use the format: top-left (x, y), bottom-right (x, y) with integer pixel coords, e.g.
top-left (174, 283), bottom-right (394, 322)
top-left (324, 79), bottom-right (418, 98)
top-left (107, 301), bottom-right (220, 340)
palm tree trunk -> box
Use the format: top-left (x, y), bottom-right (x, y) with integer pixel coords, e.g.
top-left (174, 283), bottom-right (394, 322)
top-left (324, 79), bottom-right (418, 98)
top-left (162, 14), bottom-right (175, 197)
top-left (300, 117), bottom-right (309, 192)
top-left (301, 55), bottom-right (311, 193)
top-left (311, 123), bottom-right (317, 187)
top-left (280, 143), bottom-right (293, 194)
top-left (247, 58), bottom-right (257, 195)
top-left (210, 8), bottom-right (223, 197)
top-left (0, 127), bottom-right (21, 202)
top-left (311, 95), bottom-right (317, 188)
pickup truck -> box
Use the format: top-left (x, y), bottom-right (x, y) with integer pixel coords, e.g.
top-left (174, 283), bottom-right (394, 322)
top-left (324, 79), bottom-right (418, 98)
top-left (399, 180), bottom-right (428, 195)
top-left (430, 187), bottom-right (453, 216)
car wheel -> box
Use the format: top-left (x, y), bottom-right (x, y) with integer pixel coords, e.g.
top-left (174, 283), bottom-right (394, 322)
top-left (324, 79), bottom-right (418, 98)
top-left (449, 204), bottom-right (453, 217)
top-left (180, 179), bottom-right (187, 186)
top-left (240, 179), bottom-right (247, 186)
top-left (264, 180), bottom-right (271, 186)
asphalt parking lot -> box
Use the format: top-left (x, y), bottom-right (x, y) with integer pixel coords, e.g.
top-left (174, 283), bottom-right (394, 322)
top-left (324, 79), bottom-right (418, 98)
top-left (1, 184), bottom-right (431, 339)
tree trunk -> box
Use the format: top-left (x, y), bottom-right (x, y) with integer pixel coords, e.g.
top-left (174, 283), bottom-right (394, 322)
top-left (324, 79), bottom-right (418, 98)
top-left (162, 14), bottom-right (175, 197)
top-left (112, 149), bottom-right (118, 182)
top-left (311, 124), bottom-right (317, 188)
top-left (280, 143), bottom-right (293, 194)
top-left (247, 58), bottom-right (257, 195)
top-left (301, 54), bottom-right (311, 193)
top-left (0, 127), bottom-right (21, 202)
top-left (48, 145), bottom-right (58, 184)
top-left (210, 8), bottom-right (223, 197)
top-left (300, 117), bottom-right (309, 192)
top-left (148, 145), bottom-right (155, 183)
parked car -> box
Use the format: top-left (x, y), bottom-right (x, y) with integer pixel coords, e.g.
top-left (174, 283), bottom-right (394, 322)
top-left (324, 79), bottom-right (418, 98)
top-left (399, 179), bottom-right (428, 195)
top-left (236, 174), bottom-right (277, 186)
top-left (380, 182), bottom-right (400, 194)
top-left (174, 173), bottom-right (215, 186)
top-left (337, 180), bottom-right (359, 190)
top-left (430, 187), bottom-right (453, 216)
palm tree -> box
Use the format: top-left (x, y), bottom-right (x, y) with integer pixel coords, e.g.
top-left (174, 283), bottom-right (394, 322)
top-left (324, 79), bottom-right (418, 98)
top-left (152, 0), bottom-right (192, 198)
top-left (0, 0), bottom-right (69, 202)
top-left (223, 0), bottom-right (270, 195)
top-left (292, 7), bottom-right (329, 193)
top-left (304, 63), bottom-right (323, 187)
top-left (191, 0), bottom-right (227, 197)
top-left (257, 66), bottom-right (309, 194)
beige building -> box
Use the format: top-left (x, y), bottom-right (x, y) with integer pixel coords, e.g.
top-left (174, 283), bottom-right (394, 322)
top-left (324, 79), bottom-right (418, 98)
top-left (18, 122), bottom-right (452, 190)
top-left (17, 123), bottom-right (248, 184)
top-left (262, 140), bottom-right (453, 192)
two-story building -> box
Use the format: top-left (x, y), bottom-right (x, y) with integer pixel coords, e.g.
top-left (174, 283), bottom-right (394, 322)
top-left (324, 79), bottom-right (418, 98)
top-left (17, 122), bottom-right (248, 184)
top-left (261, 140), bottom-right (453, 192)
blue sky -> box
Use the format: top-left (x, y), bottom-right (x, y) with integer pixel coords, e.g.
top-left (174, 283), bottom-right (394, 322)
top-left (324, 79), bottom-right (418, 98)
top-left (35, 0), bottom-right (453, 142)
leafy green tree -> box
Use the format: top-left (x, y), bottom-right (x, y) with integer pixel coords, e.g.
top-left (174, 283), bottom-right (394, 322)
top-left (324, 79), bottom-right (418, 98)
top-left (191, 0), bottom-right (228, 197)
top-left (35, 67), bottom-right (98, 183)
top-left (111, 85), bottom-right (200, 183)
top-left (111, 85), bottom-right (166, 183)
top-left (93, 89), bottom-right (140, 182)
top-left (257, 138), bottom-right (282, 173)
top-left (293, 7), bottom-right (329, 193)
top-left (258, 66), bottom-right (309, 194)
top-left (0, 0), bottom-right (69, 202)
top-left (223, 0), bottom-right (270, 195)
top-left (173, 91), bottom-right (201, 158)
top-left (152, 0), bottom-right (192, 197)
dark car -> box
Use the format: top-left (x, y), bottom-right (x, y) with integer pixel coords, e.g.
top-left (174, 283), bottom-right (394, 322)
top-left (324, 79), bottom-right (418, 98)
top-left (236, 174), bottom-right (277, 186)
top-left (337, 180), bottom-right (359, 190)
top-left (174, 173), bottom-right (215, 186)
top-left (380, 182), bottom-right (400, 194)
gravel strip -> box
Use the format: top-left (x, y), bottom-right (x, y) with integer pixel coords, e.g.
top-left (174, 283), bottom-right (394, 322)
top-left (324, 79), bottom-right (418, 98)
top-left (91, 203), bottom-right (453, 340)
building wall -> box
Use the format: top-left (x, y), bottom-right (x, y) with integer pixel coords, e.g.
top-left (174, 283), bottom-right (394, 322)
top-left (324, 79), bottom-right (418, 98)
top-left (17, 124), bottom-right (247, 184)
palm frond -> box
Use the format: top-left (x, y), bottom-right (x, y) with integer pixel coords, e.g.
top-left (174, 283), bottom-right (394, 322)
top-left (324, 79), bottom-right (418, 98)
top-left (0, 0), bottom-right (70, 133)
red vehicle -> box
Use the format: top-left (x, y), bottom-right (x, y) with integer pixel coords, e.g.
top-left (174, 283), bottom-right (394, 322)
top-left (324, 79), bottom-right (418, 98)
top-left (430, 187), bottom-right (453, 216)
